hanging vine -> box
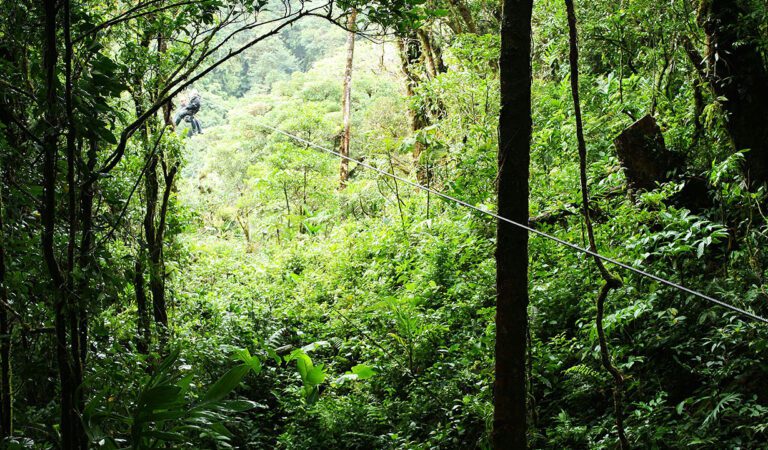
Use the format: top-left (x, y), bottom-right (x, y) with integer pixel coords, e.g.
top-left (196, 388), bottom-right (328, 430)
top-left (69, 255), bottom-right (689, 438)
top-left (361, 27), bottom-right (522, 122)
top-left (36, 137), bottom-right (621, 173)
top-left (563, 0), bottom-right (630, 448)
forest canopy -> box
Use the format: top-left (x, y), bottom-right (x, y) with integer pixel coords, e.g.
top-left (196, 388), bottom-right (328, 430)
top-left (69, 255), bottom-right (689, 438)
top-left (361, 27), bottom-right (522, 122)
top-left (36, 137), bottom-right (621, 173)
top-left (1, 0), bottom-right (768, 448)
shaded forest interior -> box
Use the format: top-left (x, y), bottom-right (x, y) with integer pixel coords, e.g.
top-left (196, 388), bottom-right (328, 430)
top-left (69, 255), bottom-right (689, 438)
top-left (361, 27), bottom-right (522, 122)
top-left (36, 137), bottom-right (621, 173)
top-left (1, 0), bottom-right (768, 448)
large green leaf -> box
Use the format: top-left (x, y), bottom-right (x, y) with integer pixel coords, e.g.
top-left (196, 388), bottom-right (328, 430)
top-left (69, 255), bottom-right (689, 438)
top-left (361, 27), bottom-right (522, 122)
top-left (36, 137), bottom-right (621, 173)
top-left (305, 364), bottom-right (326, 385)
top-left (203, 364), bottom-right (250, 403)
top-left (234, 348), bottom-right (263, 373)
top-left (351, 364), bottom-right (376, 380)
top-left (220, 399), bottom-right (264, 412)
top-left (294, 353), bottom-right (313, 380)
top-left (140, 385), bottom-right (183, 411)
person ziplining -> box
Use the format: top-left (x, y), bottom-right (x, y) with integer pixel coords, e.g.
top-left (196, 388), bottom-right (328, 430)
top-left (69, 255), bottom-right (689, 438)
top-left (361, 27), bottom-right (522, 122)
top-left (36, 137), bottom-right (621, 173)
top-left (174, 89), bottom-right (204, 136)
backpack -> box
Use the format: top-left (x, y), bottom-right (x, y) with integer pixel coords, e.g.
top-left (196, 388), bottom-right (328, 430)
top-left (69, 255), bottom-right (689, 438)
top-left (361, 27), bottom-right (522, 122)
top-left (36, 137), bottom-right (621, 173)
top-left (187, 94), bottom-right (201, 113)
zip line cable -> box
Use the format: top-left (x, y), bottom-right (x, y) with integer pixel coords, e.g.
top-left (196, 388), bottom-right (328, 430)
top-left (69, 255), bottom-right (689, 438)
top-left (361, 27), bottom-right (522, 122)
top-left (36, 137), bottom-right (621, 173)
top-left (256, 122), bottom-right (768, 325)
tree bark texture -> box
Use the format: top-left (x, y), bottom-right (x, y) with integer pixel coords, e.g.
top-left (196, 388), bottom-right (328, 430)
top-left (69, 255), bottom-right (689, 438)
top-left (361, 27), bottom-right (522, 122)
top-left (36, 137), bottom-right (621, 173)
top-left (698, 0), bottom-right (768, 187)
top-left (494, 0), bottom-right (532, 447)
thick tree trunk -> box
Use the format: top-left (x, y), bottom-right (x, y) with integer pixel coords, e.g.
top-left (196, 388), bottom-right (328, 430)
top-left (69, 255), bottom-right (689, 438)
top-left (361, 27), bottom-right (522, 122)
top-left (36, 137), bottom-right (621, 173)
top-left (698, 0), bottom-right (768, 187)
top-left (149, 214), bottom-right (168, 332)
top-left (494, 0), bottom-right (532, 447)
top-left (339, 9), bottom-right (357, 189)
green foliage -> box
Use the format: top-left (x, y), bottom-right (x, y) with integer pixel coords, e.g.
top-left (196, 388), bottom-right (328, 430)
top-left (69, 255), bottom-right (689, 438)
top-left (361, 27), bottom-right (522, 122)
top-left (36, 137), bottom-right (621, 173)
top-left (2, 0), bottom-right (768, 448)
top-left (84, 348), bottom-right (262, 449)
top-left (286, 346), bottom-right (328, 405)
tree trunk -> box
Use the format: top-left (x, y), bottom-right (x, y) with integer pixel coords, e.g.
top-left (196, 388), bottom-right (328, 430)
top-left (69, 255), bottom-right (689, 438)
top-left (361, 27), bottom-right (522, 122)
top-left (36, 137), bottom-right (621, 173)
top-left (149, 154), bottom-right (177, 340)
top-left (698, 0), bottom-right (768, 187)
top-left (448, 0), bottom-right (478, 34)
top-left (135, 29), bottom-right (176, 351)
top-left (495, 0), bottom-right (532, 447)
top-left (339, 9), bottom-right (357, 189)
top-left (63, 5), bottom-right (86, 446)
top-left (155, 159), bottom-right (178, 318)
top-left (41, 1), bottom-right (84, 447)
top-left (417, 29), bottom-right (438, 78)
top-left (430, 35), bottom-right (447, 74)
top-left (77, 138), bottom-right (98, 367)
top-left (144, 152), bottom-right (168, 332)
top-left (158, 33), bottom-right (175, 129)
top-left (134, 258), bottom-right (151, 354)
top-left (0, 177), bottom-right (11, 438)
top-left (397, 36), bottom-right (429, 175)
top-left (237, 212), bottom-right (252, 247)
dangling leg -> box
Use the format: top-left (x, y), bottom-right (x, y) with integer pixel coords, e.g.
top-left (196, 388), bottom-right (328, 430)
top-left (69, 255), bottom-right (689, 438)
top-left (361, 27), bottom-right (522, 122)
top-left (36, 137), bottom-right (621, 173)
top-left (183, 115), bottom-right (195, 136)
top-left (174, 110), bottom-right (186, 126)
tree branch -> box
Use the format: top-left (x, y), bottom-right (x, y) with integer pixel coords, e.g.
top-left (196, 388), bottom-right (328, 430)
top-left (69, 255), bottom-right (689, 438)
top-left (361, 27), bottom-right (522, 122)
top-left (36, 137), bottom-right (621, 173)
top-left (96, 3), bottom-right (331, 177)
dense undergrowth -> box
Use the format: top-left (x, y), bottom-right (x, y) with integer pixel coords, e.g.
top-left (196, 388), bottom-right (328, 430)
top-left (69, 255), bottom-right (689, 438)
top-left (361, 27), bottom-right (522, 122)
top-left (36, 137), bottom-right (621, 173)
top-left (2, 0), bottom-right (768, 448)
top-left (117, 17), bottom-right (768, 447)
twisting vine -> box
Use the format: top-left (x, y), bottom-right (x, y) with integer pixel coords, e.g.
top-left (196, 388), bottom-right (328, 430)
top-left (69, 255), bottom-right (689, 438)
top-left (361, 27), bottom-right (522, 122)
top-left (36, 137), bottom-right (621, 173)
top-left (563, 0), bottom-right (629, 448)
